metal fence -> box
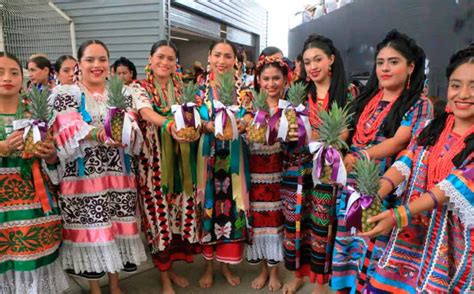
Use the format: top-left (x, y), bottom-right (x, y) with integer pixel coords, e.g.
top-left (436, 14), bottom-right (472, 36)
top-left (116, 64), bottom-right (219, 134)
top-left (0, 0), bottom-right (73, 65)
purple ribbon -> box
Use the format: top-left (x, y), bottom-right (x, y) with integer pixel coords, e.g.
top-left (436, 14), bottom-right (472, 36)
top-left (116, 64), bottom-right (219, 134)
top-left (182, 104), bottom-right (195, 127)
top-left (32, 120), bottom-right (48, 140)
top-left (326, 147), bottom-right (342, 182)
top-left (345, 189), bottom-right (374, 231)
top-left (267, 109), bottom-right (282, 145)
top-left (295, 108), bottom-right (308, 147)
top-left (104, 107), bottom-right (125, 139)
top-left (253, 110), bottom-right (268, 127)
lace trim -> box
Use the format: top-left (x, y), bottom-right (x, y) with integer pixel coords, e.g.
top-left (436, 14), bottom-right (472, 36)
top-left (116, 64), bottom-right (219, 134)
top-left (55, 121), bottom-right (93, 164)
top-left (0, 257), bottom-right (69, 294)
top-left (250, 172), bottom-right (282, 184)
top-left (60, 235), bottom-right (146, 273)
top-left (1, 215), bottom-right (61, 229)
top-left (250, 201), bottom-right (282, 212)
top-left (438, 179), bottom-right (474, 227)
top-left (0, 167), bottom-right (20, 175)
top-left (246, 234), bottom-right (283, 262)
top-left (393, 161), bottom-right (411, 180)
top-left (248, 142), bottom-right (282, 155)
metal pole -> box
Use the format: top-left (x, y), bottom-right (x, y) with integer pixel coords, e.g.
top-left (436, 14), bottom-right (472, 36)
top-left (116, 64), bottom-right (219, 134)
top-left (48, 1), bottom-right (76, 58)
top-left (0, 4), bottom-right (5, 52)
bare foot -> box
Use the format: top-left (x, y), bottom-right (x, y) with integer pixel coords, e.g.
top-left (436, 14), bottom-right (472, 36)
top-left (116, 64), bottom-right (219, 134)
top-left (268, 266), bottom-right (282, 292)
top-left (199, 261), bottom-right (214, 288)
top-left (221, 263), bottom-right (241, 287)
top-left (169, 271), bottom-right (189, 288)
top-left (282, 277), bottom-right (305, 294)
top-left (109, 286), bottom-right (124, 294)
top-left (312, 283), bottom-right (330, 294)
top-left (251, 265), bottom-right (269, 290)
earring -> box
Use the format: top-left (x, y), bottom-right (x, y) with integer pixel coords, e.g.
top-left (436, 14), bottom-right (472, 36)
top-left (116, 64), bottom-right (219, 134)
top-left (328, 65), bottom-right (332, 77)
top-left (406, 73), bottom-right (411, 89)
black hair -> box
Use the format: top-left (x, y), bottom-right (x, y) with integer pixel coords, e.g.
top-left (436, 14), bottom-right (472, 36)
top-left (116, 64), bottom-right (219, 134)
top-left (417, 44), bottom-right (474, 167)
top-left (27, 55), bottom-right (51, 71)
top-left (55, 55), bottom-right (76, 72)
top-left (209, 39), bottom-right (237, 56)
top-left (254, 61), bottom-right (289, 92)
top-left (300, 34), bottom-right (348, 108)
top-left (77, 40), bottom-right (110, 61)
top-left (0, 51), bottom-right (23, 76)
top-left (351, 29), bottom-right (426, 138)
top-left (193, 67), bottom-right (204, 84)
top-left (296, 53), bottom-right (303, 64)
top-left (150, 39), bottom-right (179, 58)
top-left (260, 46), bottom-right (283, 58)
top-left (112, 57), bottom-right (137, 80)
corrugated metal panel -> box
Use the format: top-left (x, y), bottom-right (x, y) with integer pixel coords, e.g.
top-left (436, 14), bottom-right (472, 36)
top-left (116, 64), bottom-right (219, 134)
top-left (170, 6), bottom-right (220, 39)
top-left (226, 26), bottom-right (253, 47)
top-left (54, 0), bottom-right (168, 78)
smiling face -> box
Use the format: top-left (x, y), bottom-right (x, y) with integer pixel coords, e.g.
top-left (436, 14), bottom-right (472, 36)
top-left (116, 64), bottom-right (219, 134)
top-left (447, 62), bottom-right (474, 125)
top-left (0, 56), bottom-right (23, 97)
top-left (27, 61), bottom-right (49, 85)
top-left (303, 47), bottom-right (334, 84)
top-left (376, 46), bottom-right (414, 91)
top-left (209, 43), bottom-right (236, 74)
top-left (258, 65), bottom-right (286, 99)
top-left (57, 58), bottom-right (77, 85)
top-left (149, 45), bottom-right (176, 80)
top-left (79, 44), bottom-right (109, 85)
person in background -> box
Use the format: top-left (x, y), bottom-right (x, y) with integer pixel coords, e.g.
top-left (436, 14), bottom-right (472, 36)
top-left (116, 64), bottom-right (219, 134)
top-left (112, 56), bottom-right (137, 85)
top-left (27, 55), bottom-right (53, 90)
top-left (55, 55), bottom-right (77, 85)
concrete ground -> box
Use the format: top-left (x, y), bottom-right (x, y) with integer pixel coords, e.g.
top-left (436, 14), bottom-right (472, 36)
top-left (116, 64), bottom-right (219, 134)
top-left (64, 234), bottom-right (318, 294)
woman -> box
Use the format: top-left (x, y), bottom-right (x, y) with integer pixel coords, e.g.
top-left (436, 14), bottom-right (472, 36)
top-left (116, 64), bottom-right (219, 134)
top-left (0, 52), bottom-right (68, 293)
top-left (27, 55), bottom-right (53, 90)
top-left (55, 55), bottom-right (77, 85)
top-left (246, 56), bottom-right (290, 292)
top-left (197, 39), bottom-right (251, 288)
top-left (49, 40), bottom-right (146, 294)
top-left (282, 34), bottom-right (349, 294)
top-left (362, 45), bottom-right (473, 294)
top-left (113, 57), bottom-right (137, 86)
top-left (331, 30), bottom-right (433, 293)
top-left (136, 40), bottom-right (200, 294)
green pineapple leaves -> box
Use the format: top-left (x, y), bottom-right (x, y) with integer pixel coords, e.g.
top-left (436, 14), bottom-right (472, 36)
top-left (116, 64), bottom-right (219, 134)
top-left (28, 86), bottom-right (51, 121)
top-left (287, 82), bottom-right (307, 106)
top-left (317, 102), bottom-right (352, 151)
top-left (217, 71), bottom-right (235, 106)
top-left (250, 89), bottom-right (269, 112)
top-left (354, 159), bottom-right (381, 197)
top-left (181, 82), bottom-right (199, 104)
top-left (107, 75), bottom-right (127, 109)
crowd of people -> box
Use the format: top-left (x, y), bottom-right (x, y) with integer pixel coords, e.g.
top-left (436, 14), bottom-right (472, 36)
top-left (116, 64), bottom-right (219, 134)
top-left (0, 28), bottom-right (472, 294)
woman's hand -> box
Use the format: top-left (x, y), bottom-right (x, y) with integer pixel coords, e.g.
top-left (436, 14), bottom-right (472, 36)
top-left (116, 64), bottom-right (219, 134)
top-left (34, 141), bottom-right (58, 164)
top-left (358, 210), bottom-right (395, 239)
top-left (171, 124), bottom-right (196, 143)
top-left (2, 131), bottom-right (25, 154)
top-left (237, 119), bottom-right (247, 134)
top-left (97, 127), bottom-right (127, 148)
top-left (203, 121), bottom-right (215, 134)
top-left (344, 153), bottom-right (357, 173)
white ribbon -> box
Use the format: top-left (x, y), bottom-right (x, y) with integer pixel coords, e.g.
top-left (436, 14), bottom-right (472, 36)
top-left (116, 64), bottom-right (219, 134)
top-left (277, 99), bottom-right (292, 141)
top-left (121, 113), bottom-right (133, 147)
top-left (171, 102), bottom-right (202, 131)
top-left (13, 119), bottom-right (46, 143)
top-left (214, 100), bottom-right (239, 141)
top-left (308, 141), bottom-right (347, 187)
top-left (345, 187), bottom-right (361, 221)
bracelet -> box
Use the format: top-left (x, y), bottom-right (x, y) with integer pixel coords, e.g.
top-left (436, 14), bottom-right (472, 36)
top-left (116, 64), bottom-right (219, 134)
top-left (381, 176), bottom-right (396, 191)
top-left (361, 149), bottom-right (371, 161)
top-left (91, 128), bottom-right (98, 142)
top-left (163, 119), bottom-right (171, 133)
top-left (390, 209), bottom-right (397, 226)
top-left (393, 206), bottom-right (402, 228)
top-left (426, 190), bottom-right (439, 209)
top-left (398, 205), bottom-right (408, 227)
top-left (404, 204), bottom-right (412, 225)
top-left (167, 121), bottom-right (175, 134)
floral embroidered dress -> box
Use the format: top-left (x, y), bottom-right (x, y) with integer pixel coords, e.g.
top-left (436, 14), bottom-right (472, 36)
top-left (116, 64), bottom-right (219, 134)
top-left (331, 96), bottom-right (433, 293)
top-left (136, 72), bottom-right (200, 271)
top-left (49, 84), bottom-right (146, 274)
top-left (0, 101), bottom-right (68, 293)
top-left (368, 130), bottom-right (474, 293)
top-left (197, 72), bottom-right (251, 263)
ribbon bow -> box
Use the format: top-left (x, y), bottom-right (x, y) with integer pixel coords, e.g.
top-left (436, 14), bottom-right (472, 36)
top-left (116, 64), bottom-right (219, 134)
top-left (214, 100), bottom-right (239, 141)
top-left (277, 100), bottom-right (311, 146)
top-left (344, 186), bottom-right (375, 232)
top-left (308, 141), bottom-right (347, 186)
top-left (214, 221), bottom-right (232, 239)
top-left (171, 102), bottom-right (202, 131)
top-left (13, 119), bottom-right (48, 143)
top-left (252, 109), bottom-right (267, 129)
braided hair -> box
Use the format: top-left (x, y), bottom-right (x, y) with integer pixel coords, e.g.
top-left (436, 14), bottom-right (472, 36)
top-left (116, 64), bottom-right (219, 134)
top-left (418, 44), bottom-right (474, 167)
top-left (300, 34), bottom-right (348, 108)
top-left (351, 29), bottom-right (426, 138)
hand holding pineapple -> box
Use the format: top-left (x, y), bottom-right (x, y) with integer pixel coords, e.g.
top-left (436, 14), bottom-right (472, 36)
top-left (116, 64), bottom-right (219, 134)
top-left (33, 140), bottom-right (57, 164)
top-left (246, 89), bottom-right (269, 144)
top-left (276, 82), bottom-right (309, 144)
top-left (214, 71), bottom-right (240, 141)
top-left (357, 209), bottom-right (394, 239)
top-left (171, 82), bottom-right (201, 142)
top-left (0, 131), bottom-right (24, 155)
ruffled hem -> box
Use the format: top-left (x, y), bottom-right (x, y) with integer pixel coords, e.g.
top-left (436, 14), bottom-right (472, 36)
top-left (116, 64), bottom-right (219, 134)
top-left (438, 179), bottom-right (474, 227)
top-left (53, 115), bottom-right (93, 163)
top-left (246, 234), bottom-right (283, 262)
top-left (0, 257), bottom-right (69, 294)
top-left (61, 236), bottom-right (147, 273)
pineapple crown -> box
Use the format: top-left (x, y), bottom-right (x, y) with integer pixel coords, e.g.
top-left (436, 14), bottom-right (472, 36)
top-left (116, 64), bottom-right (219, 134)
top-left (354, 159), bottom-right (381, 197)
top-left (317, 102), bottom-right (352, 151)
top-left (107, 75), bottom-right (128, 109)
top-left (217, 70), bottom-right (235, 106)
top-left (287, 82), bottom-right (307, 106)
top-left (250, 89), bottom-right (269, 112)
top-left (181, 82), bottom-right (199, 104)
top-left (27, 86), bottom-right (50, 121)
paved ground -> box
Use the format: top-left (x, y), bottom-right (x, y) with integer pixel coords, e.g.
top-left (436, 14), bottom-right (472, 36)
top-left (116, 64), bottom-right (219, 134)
top-left (64, 234), bottom-right (318, 294)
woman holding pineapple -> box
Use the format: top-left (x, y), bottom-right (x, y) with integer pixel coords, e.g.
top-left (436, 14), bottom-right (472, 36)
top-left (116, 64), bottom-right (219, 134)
top-left (49, 40), bottom-right (146, 294)
top-left (360, 45), bottom-right (474, 293)
top-left (281, 34), bottom-right (350, 294)
top-left (0, 52), bottom-right (68, 293)
top-left (135, 40), bottom-right (201, 294)
top-left (331, 30), bottom-right (433, 293)
top-left (197, 39), bottom-right (251, 289)
top-left (245, 56), bottom-right (290, 291)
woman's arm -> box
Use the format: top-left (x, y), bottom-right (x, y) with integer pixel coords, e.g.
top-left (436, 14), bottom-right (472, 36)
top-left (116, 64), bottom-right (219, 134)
top-left (139, 107), bottom-right (167, 127)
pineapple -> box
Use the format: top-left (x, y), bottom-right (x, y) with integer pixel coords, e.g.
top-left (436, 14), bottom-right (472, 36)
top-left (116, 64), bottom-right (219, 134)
top-left (317, 103), bottom-right (352, 183)
top-left (176, 82), bottom-right (200, 141)
top-left (24, 86), bottom-right (52, 156)
top-left (354, 160), bottom-right (382, 232)
top-left (215, 71), bottom-right (236, 141)
top-left (107, 76), bottom-right (128, 142)
top-left (285, 82), bottom-right (306, 141)
top-left (246, 89), bottom-right (268, 144)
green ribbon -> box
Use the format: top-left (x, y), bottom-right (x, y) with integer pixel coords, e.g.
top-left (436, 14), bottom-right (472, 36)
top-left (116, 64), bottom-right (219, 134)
top-left (178, 142), bottom-right (193, 196)
top-left (160, 129), bottom-right (175, 194)
top-left (0, 249), bottom-right (59, 274)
